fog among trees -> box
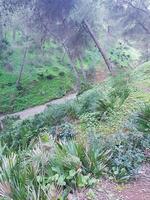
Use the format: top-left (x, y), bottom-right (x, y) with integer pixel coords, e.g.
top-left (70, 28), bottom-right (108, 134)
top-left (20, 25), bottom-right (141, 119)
top-left (0, 1), bottom-right (150, 199)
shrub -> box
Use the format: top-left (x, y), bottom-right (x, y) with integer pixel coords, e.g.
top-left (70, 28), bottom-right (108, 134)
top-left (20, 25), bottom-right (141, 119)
top-left (136, 104), bottom-right (150, 133)
top-left (77, 82), bottom-right (92, 96)
top-left (40, 104), bottom-right (68, 127)
top-left (109, 43), bottom-right (131, 68)
top-left (0, 119), bottom-right (39, 151)
top-left (59, 71), bottom-right (65, 77)
top-left (1, 116), bottom-right (20, 131)
top-left (49, 122), bottom-right (76, 140)
top-left (78, 90), bottom-right (115, 127)
top-left (80, 112), bottom-right (101, 128)
top-left (78, 90), bottom-right (102, 114)
top-left (109, 73), bottom-right (130, 106)
top-left (107, 133), bottom-right (146, 183)
top-left (0, 150), bottom-right (49, 200)
top-left (37, 69), bottom-right (56, 80)
top-left (47, 140), bottom-right (110, 189)
top-left (65, 101), bottom-right (80, 120)
top-left (46, 74), bottom-right (55, 80)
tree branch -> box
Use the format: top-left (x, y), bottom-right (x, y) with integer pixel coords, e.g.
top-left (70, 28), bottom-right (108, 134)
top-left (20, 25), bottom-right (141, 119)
top-left (123, 0), bottom-right (150, 16)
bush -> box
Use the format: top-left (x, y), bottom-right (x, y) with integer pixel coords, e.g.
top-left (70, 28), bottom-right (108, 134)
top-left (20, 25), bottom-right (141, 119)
top-left (0, 119), bottom-right (39, 151)
top-left (37, 69), bottom-right (56, 80)
top-left (136, 104), bottom-right (150, 133)
top-left (59, 71), bottom-right (65, 77)
top-left (49, 122), bottom-right (76, 140)
top-left (48, 140), bottom-right (110, 189)
top-left (78, 90), bottom-right (103, 114)
top-left (0, 39), bottom-right (13, 67)
top-left (78, 89), bottom-right (115, 126)
top-left (80, 112), bottom-right (101, 128)
top-left (109, 43), bottom-right (131, 68)
top-left (65, 101), bottom-right (80, 120)
top-left (77, 82), bottom-right (92, 96)
top-left (0, 149), bottom-right (50, 200)
top-left (107, 133), bottom-right (147, 182)
top-left (39, 104), bottom-right (68, 126)
top-left (109, 73), bottom-right (130, 106)
top-left (46, 74), bottom-right (55, 80)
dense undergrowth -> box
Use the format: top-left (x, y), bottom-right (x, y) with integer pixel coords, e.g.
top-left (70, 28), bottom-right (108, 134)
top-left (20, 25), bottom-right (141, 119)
top-left (0, 62), bottom-right (149, 199)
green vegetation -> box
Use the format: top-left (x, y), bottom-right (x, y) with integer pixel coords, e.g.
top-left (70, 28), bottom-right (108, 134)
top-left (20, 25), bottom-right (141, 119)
top-left (0, 35), bottom-right (102, 114)
top-left (0, 61), bottom-right (149, 198)
top-left (0, 39), bottom-right (74, 113)
top-left (137, 104), bottom-right (150, 133)
top-left (0, 1), bottom-right (150, 199)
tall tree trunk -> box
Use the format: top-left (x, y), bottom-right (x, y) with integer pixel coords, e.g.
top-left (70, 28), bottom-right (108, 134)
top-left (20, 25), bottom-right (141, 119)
top-left (13, 28), bottom-right (16, 41)
top-left (82, 20), bottom-right (112, 73)
top-left (145, 42), bottom-right (149, 62)
top-left (0, 120), bottom-right (3, 131)
top-left (78, 56), bottom-right (87, 81)
top-left (16, 46), bottom-right (28, 88)
top-left (68, 53), bottom-right (81, 91)
top-left (0, 15), bottom-right (3, 47)
top-left (62, 44), bottom-right (81, 91)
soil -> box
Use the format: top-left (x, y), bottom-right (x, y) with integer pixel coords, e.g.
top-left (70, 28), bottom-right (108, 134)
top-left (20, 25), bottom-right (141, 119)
top-left (68, 164), bottom-right (150, 200)
top-left (95, 69), bottom-right (109, 83)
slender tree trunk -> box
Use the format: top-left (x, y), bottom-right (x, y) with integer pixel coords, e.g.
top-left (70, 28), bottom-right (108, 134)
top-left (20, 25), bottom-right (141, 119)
top-left (82, 20), bottom-right (112, 73)
top-left (68, 54), bottom-right (81, 91)
top-left (0, 120), bottom-right (3, 131)
top-left (146, 42), bottom-right (149, 62)
top-left (0, 15), bottom-right (3, 47)
top-left (13, 28), bottom-right (16, 41)
top-left (78, 56), bottom-right (87, 81)
top-left (62, 44), bottom-right (81, 91)
top-left (16, 46), bottom-right (28, 88)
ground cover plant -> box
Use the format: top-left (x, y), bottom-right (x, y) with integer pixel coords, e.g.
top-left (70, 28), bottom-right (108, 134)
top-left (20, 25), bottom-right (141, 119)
top-left (0, 41), bottom-right (74, 114)
top-left (0, 1), bottom-right (150, 199)
top-left (0, 121), bottom-right (149, 199)
top-left (0, 61), bottom-right (150, 199)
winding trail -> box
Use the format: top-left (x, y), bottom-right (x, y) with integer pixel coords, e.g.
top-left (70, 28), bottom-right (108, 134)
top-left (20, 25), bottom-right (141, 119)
top-left (0, 93), bottom-right (77, 121)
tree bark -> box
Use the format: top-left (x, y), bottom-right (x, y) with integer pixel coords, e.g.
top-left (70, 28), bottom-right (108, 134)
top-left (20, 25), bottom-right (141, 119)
top-left (0, 15), bottom-right (3, 47)
top-left (16, 46), bottom-right (28, 88)
top-left (145, 42), bottom-right (149, 62)
top-left (13, 28), bottom-right (16, 41)
top-left (82, 20), bottom-right (112, 73)
top-left (78, 56), bottom-right (87, 81)
top-left (62, 44), bottom-right (81, 91)
top-left (68, 53), bottom-right (81, 91)
top-left (0, 120), bottom-right (3, 131)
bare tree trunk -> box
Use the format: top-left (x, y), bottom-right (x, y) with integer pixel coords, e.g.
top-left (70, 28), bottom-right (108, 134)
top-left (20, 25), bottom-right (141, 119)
top-left (0, 120), bottom-right (3, 131)
top-left (16, 46), bottom-right (28, 88)
top-left (78, 56), bottom-right (87, 81)
top-left (13, 28), bottom-right (16, 41)
top-left (146, 42), bottom-right (149, 62)
top-left (62, 44), bottom-right (81, 91)
top-left (68, 54), bottom-right (81, 91)
top-left (82, 20), bottom-right (112, 73)
top-left (0, 15), bottom-right (3, 47)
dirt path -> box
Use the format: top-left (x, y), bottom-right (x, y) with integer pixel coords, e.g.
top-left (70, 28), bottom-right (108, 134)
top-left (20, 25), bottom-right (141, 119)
top-left (0, 69), bottom-right (110, 122)
top-left (0, 93), bottom-right (77, 121)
